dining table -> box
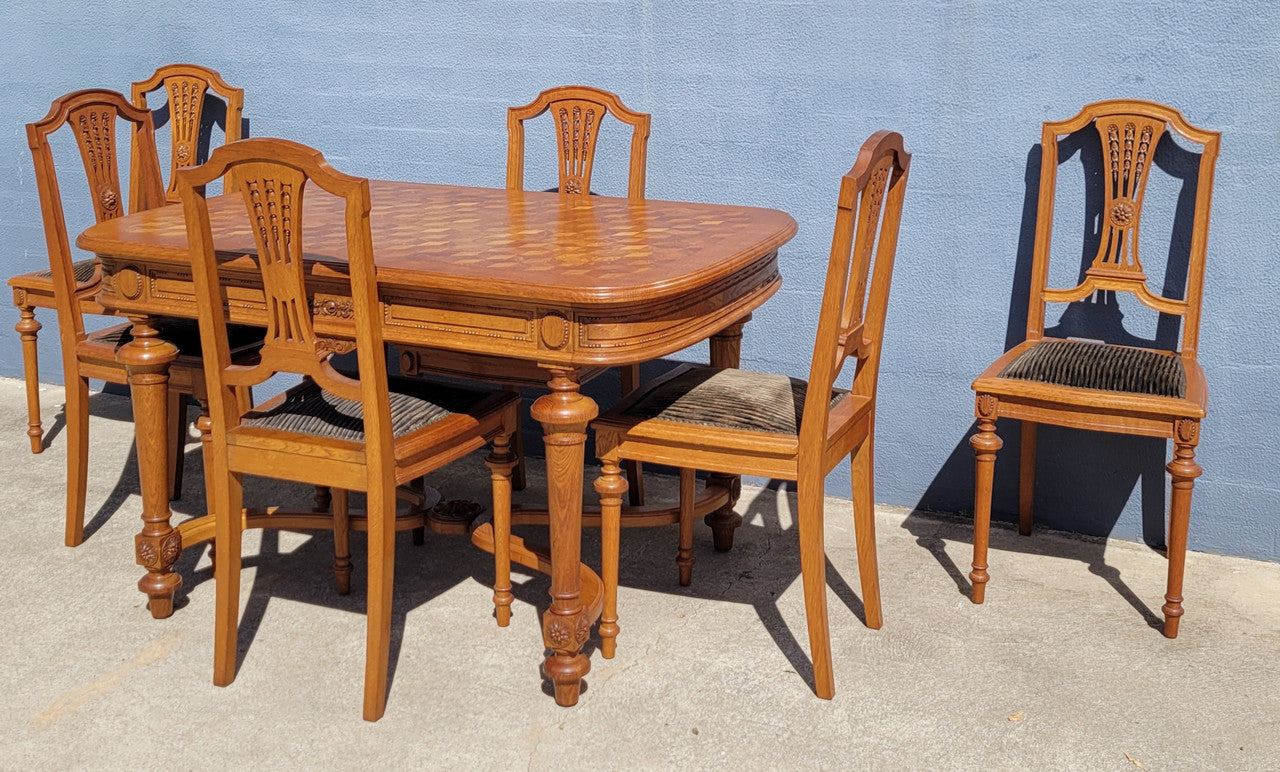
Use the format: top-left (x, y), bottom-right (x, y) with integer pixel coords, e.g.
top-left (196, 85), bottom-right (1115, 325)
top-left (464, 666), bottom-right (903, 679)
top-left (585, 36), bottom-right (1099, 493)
top-left (76, 179), bottom-right (797, 705)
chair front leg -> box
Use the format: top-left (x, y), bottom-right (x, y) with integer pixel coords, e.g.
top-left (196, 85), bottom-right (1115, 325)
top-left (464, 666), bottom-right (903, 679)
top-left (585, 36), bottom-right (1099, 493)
top-left (969, 394), bottom-right (1003, 604)
top-left (1163, 419), bottom-right (1202, 639)
top-left (16, 303), bottom-right (43, 454)
top-left (485, 433), bottom-right (517, 626)
top-left (677, 468), bottom-right (696, 586)
top-left (595, 453), bottom-right (627, 659)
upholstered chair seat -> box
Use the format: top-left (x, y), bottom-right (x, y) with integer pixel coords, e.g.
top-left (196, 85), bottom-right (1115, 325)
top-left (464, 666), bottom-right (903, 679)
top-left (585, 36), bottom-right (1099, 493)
top-left (998, 339), bottom-right (1186, 398)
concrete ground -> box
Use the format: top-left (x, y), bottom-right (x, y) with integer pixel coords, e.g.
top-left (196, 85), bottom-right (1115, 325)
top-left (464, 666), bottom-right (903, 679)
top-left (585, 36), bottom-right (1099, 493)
top-left (1, 376), bottom-right (1277, 770)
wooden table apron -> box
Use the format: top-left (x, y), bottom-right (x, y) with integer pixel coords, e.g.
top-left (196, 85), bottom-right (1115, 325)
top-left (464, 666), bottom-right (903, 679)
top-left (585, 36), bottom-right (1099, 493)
top-left (76, 180), bottom-right (796, 704)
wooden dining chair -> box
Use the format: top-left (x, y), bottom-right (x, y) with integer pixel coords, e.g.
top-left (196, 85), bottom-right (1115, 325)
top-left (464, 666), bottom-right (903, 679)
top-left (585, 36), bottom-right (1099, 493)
top-left (175, 137), bottom-right (520, 722)
top-left (24, 88), bottom-right (260, 547)
top-left (587, 131), bottom-right (911, 699)
top-left (131, 62), bottom-right (245, 203)
top-left (398, 84), bottom-right (651, 500)
top-left (968, 100), bottom-right (1220, 639)
top-left (11, 64), bottom-right (245, 455)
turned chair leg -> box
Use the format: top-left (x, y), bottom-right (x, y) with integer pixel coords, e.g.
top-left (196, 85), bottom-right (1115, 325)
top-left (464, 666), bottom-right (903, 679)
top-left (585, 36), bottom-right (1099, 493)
top-left (63, 375), bottom-right (91, 547)
top-left (17, 305), bottom-right (43, 454)
top-left (332, 489), bottom-right (352, 595)
top-left (970, 396), bottom-right (1002, 604)
top-left (595, 455), bottom-right (627, 659)
top-left (796, 478), bottom-right (834, 699)
top-left (213, 470), bottom-right (245, 687)
top-left (485, 434), bottom-right (516, 626)
top-left (1163, 419), bottom-right (1202, 639)
top-left (504, 387), bottom-right (527, 492)
top-left (1018, 421), bottom-right (1036, 536)
top-left (851, 434), bottom-right (882, 629)
top-left (677, 468), bottom-right (696, 586)
top-left (167, 392), bottom-right (188, 501)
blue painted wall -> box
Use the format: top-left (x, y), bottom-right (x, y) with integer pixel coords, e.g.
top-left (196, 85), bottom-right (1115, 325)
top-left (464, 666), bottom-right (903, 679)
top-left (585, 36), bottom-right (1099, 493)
top-left (1, 1), bottom-right (1277, 560)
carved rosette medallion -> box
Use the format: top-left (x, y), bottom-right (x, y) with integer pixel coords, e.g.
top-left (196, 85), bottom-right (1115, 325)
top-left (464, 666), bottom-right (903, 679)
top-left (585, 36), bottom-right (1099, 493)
top-left (975, 393), bottom-right (998, 419)
top-left (100, 188), bottom-right (118, 212)
top-left (137, 531), bottom-right (183, 571)
top-left (539, 311), bottom-right (570, 350)
top-left (175, 142), bottom-right (191, 165)
top-left (398, 349), bottom-right (420, 375)
top-left (564, 179), bottom-right (583, 194)
top-left (544, 614), bottom-right (591, 649)
top-left (115, 266), bottom-right (144, 300)
top-left (1109, 199), bottom-right (1135, 227)
top-left (1175, 418), bottom-right (1200, 445)
top-left (14, 288), bottom-right (26, 307)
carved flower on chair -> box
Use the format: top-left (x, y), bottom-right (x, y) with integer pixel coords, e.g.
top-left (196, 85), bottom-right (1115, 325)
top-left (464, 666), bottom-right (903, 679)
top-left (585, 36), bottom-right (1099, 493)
top-left (564, 179), bottom-right (582, 194)
top-left (176, 143), bottom-right (191, 164)
top-left (1110, 199), bottom-right (1135, 227)
top-left (100, 188), bottom-right (118, 212)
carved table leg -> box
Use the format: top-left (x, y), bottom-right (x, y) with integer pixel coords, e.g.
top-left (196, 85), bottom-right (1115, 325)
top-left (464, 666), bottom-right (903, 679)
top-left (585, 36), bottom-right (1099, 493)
top-left (118, 316), bottom-right (182, 618)
top-left (704, 315), bottom-right (749, 550)
top-left (16, 302), bottom-right (43, 454)
top-left (1163, 418), bottom-right (1201, 639)
top-left (531, 368), bottom-right (598, 706)
top-left (969, 394), bottom-right (1002, 605)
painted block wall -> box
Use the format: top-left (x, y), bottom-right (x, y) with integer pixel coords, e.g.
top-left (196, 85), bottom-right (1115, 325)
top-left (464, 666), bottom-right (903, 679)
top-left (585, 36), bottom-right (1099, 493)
top-left (0, 1), bottom-right (1276, 560)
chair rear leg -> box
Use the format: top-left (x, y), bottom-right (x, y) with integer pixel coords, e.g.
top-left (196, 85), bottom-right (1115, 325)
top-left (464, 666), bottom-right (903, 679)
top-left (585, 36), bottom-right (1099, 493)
top-left (63, 375), bottom-right (90, 547)
top-left (677, 468), bottom-right (696, 586)
top-left (167, 392), bottom-right (188, 501)
top-left (363, 474), bottom-right (397, 721)
top-left (504, 386), bottom-right (527, 492)
top-left (851, 435), bottom-right (882, 629)
top-left (486, 434), bottom-right (517, 626)
top-left (796, 478), bottom-right (834, 699)
top-left (213, 470), bottom-right (245, 686)
top-left (17, 305), bottom-right (43, 454)
top-left (595, 454), bottom-right (627, 659)
top-left (969, 396), bottom-right (1002, 604)
top-left (333, 489), bottom-right (352, 595)
top-left (620, 364), bottom-right (645, 506)
top-left (1018, 421), bottom-right (1036, 536)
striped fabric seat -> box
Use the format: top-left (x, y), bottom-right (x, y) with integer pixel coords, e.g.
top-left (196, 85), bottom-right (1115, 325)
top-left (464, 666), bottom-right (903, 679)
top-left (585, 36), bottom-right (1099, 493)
top-left (35, 258), bottom-right (99, 285)
top-left (999, 339), bottom-right (1186, 398)
top-left (89, 320), bottom-right (263, 358)
top-left (241, 377), bottom-right (497, 443)
top-left (619, 366), bottom-right (849, 436)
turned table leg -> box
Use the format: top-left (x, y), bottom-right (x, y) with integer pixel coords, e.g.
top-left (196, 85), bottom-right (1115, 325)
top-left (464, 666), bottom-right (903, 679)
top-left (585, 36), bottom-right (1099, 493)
top-left (117, 316), bottom-right (183, 618)
top-left (531, 367), bottom-right (598, 706)
top-left (704, 315), bottom-right (749, 550)
top-left (16, 301), bottom-right (43, 454)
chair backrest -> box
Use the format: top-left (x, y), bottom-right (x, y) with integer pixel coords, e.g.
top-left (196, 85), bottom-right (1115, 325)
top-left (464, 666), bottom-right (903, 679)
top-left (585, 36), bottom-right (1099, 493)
top-left (506, 85), bottom-right (650, 199)
top-left (800, 131), bottom-right (911, 454)
top-left (175, 139), bottom-right (393, 464)
top-left (131, 63), bottom-right (245, 203)
top-left (27, 89), bottom-right (167, 343)
top-left (1026, 99), bottom-right (1220, 358)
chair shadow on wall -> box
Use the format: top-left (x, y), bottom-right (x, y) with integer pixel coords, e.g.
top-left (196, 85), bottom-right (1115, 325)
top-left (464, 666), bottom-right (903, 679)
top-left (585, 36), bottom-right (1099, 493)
top-left (899, 126), bottom-right (1204, 631)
